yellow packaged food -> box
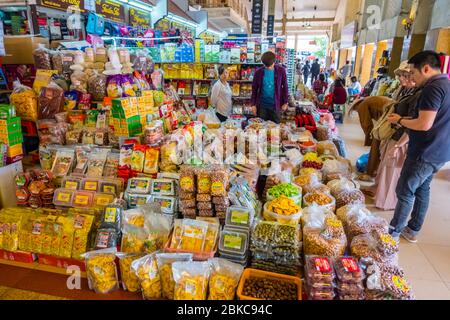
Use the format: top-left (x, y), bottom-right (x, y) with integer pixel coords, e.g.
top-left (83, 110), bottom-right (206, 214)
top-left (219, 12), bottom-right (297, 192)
top-left (143, 211), bottom-right (172, 253)
top-left (173, 261), bottom-right (210, 300)
top-left (30, 220), bottom-right (45, 253)
top-left (156, 253), bottom-right (193, 299)
top-left (121, 224), bottom-right (147, 254)
top-left (179, 220), bottom-right (208, 253)
top-left (131, 253), bottom-right (162, 300)
top-left (10, 83), bottom-right (39, 121)
top-left (208, 258), bottom-right (244, 300)
top-left (57, 215), bottom-right (75, 258)
top-left (72, 214), bottom-right (95, 260)
top-left (117, 253), bottom-right (144, 293)
top-left (170, 219), bottom-right (183, 249)
top-left (203, 222), bottom-right (220, 253)
top-left (124, 208), bottom-right (145, 227)
top-left (84, 248), bottom-right (119, 294)
top-left (267, 196), bottom-right (301, 216)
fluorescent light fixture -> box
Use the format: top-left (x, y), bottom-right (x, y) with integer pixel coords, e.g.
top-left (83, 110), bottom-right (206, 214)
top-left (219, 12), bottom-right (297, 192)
top-left (166, 14), bottom-right (198, 29)
top-left (117, 0), bottom-right (129, 3)
top-left (129, 1), bottom-right (153, 12)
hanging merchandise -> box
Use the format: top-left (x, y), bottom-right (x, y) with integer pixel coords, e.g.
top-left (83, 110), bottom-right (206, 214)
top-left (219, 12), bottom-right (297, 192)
top-left (86, 12), bottom-right (105, 36)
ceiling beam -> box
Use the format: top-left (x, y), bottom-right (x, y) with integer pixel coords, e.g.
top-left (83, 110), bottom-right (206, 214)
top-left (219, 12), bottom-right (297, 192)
top-left (277, 17), bottom-right (335, 23)
top-left (275, 26), bottom-right (331, 31)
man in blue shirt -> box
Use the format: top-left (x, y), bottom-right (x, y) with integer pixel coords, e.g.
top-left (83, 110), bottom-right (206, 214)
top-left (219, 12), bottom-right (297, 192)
top-left (388, 51), bottom-right (450, 242)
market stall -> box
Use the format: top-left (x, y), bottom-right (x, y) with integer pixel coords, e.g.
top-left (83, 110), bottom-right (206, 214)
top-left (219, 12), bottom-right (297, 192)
top-left (0, 27), bottom-right (414, 301)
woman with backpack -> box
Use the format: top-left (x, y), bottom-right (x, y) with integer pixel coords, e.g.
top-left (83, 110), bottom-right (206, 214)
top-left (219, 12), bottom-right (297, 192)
top-left (362, 62), bottom-right (421, 210)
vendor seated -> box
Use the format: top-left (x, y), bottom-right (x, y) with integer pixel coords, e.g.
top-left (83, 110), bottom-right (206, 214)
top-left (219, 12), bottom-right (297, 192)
top-left (295, 107), bottom-right (317, 134)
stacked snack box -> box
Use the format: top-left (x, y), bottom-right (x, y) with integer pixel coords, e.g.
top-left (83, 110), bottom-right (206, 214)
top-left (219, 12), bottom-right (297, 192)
top-left (0, 104), bottom-right (23, 164)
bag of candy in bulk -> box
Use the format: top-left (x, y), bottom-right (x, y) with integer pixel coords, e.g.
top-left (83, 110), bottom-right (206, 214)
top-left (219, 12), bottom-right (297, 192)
top-left (155, 253), bottom-right (193, 300)
top-left (360, 258), bottom-right (414, 300)
top-left (334, 184), bottom-right (365, 210)
top-left (336, 204), bottom-right (388, 241)
top-left (116, 253), bottom-right (144, 292)
top-left (33, 44), bottom-right (52, 70)
top-left (327, 178), bottom-right (359, 198)
top-left (303, 206), bottom-right (347, 257)
top-left (208, 258), bottom-right (244, 300)
top-left (88, 71), bottom-right (107, 101)
top-left (10, 81), bottom-right (39, 121)
top-left (317, 141), bottom-right (340, 158)
top-left (106, 75), bottom-right (123, 98)
top-left (322, 158), bottom-right (353, 183)
top-left (131, 253), bottom-right (162, 300)
top-left (38, 82), bottom-right (65, 120)
top-left (82, 247), bottom-right (119, 294)
top-left (172, 261), bottom-right (210, 300)
top-left (350, 230), bottom-right (399, 265)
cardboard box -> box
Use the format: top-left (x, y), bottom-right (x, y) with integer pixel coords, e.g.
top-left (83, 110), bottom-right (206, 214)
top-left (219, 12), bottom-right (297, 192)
top-left (7, 143), bottom-right (23, 158)
top-left (3, 36), bottom-right (50, 65)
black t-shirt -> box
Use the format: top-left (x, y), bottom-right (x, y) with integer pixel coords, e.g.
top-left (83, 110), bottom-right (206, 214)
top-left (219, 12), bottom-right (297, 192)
top-left (408, 74), bottom-right (450, 163)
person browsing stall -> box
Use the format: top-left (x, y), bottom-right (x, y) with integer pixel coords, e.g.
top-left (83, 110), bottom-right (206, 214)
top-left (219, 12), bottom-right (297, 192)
top-left (387, 51), bottom-right (450, 242)
top-left (210, 66), bottom-right (232, 122)
top-left (251, 51), bottom-right (289, 124)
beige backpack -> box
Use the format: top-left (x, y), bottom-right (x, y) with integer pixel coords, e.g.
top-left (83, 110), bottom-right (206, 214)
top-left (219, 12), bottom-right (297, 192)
top-left (371, 102), bottom-right (397, 141)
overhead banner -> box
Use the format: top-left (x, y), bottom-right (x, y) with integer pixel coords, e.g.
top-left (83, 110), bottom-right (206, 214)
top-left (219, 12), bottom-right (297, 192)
top-left (37, 0), bottom-right (85, 12)
top-left (251, 0), bottom-right (264, 34)
top-left (267, 0), bottom-right (275, 41)
top-left (129, 7), bottom-right (151, 27)
top-left (95, 0), bottom-right (125, 23)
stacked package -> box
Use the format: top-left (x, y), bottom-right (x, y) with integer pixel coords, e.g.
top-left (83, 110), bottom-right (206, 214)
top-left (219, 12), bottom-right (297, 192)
top-left (305, 255), bottom-right (335, 300)
top-left (334, 257), bottom-right (365, 300)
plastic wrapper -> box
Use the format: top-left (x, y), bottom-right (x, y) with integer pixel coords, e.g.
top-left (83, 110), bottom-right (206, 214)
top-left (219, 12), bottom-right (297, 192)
top-left (143, 207), bottom-right (172, 253)
top-left (133, 50), bottom-right (154, 74)
top-left (334, 256), bottom-right (364, 284)
top-left (317, 141), bottom-right (340, 158)
top-left (88, 72), bottom-right (107, 101)
top-left (37, 119), bottom-right (67, 145)
top-left (121, 223), bottom-right (147, 254)
top-left (33, 44), bottom-right (52, 70)
top-left (106, 75), bottom-right (123, 98)
top-left (316, 124), bottom-right (333, 141)
top-left (38, 82), bottom-right (65, 120)
top-left (179, 165), bottom-right (196, 193)
top-left (335, 186), bottom-right (365, 209)
top-left (86, 153), bottom-right (107, 177)
top-left (327, 178), bottom-right (359, 198)
top-left (143, 121), bottom-right (164, 146)
top-left (70, 70), bottom-right (88, 93)
top-left (121, 75), bottom-right (135, 97)
top-left (197, 202), bottom-right (212, 210)
top-left (180, 199), bottom-right (196, 209)
top-left (350, 231), bottom-right (399, 264)
top-left (117, 253), bottom-right (143, 292)
top-left (303, 192), bottom-right (336, 212)
top-left (131, 253), bottom-right (162, 300)
top-left (304, 255), bottom-right (335, 300)
top-left (99, 205), bottom-right (123, 232)
top-left (10, 81), bottom-right (39, 121)
top-left (103, 153), bottom-right (120, 178)
top-left (172, 261), bottom-right (210, 300)
top-left (95, 47), bottom-right (108, 63)
top-left (210, 166), bottom-right (228, 197)
top-left (156, 253), bottom-right (193, 300)
top-left (197, 169), bottom-right (211, 194)
top-left (94, 228), bottom-right (119, 250)
top-left (212, 196), bottom-right (230, 206)
top-left (208, 258), bottom-right (243, 300)
top-left (176, 219), bottom-right (209, 252)
top-left (302, 174), bottom-right (330, 195)
top-left (180, 191), bottom-right (195, 200)
top-left (51, 149), bottom-right (75, 177)
top-left (83, 247), bottom-right (119, 294)
top-left (303, 211), bottom-right (347, 257)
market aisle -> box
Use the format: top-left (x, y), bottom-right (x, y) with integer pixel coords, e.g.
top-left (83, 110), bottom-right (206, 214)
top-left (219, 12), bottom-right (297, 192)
top-left (338, 115), bottom-right (450, 300)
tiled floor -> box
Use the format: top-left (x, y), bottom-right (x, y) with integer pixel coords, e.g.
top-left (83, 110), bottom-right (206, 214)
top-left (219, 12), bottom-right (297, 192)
top-left (339, 115), bottom-right (450, 300)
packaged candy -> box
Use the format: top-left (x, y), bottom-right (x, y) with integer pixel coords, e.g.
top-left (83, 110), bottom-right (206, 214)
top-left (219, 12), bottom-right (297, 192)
top-left (10, 81), bottom-right (39, 121)
top-left (33, 44), bottom-right (52, 70)
top-left (131, 253), bottom-right (162, 300)
top-left (121, 75), bottom-right (136, 97)
top-left (172, 261), bottom-right (210, 300)
top-left (106, 75), bottom-right (123, 98)
top-left (38, 82), bottom-right (65, 120)
top-left (121, 223), bottom-right (147, 254)
top-left (83, 247), bottom-right (119, 294)
top-left (208, 258), bottom-right (244, 300)
top-left (94, 228), bottom-right (119, 250)
top-left (99, 204), bottom-right (123, 231)
top-left (179, 165), bottom-right (196, 193)
top-left (51, 149), bottom-right (75, 177)
top-left (156, 253), bottom-right (193, 300)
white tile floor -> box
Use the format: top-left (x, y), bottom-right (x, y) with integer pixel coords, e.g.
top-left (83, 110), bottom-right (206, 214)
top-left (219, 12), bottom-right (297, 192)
top-left (339, 114), bottom-right (450, 300)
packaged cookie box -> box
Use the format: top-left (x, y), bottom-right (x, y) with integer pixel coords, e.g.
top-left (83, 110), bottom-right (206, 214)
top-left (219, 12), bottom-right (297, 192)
top-left (150, 195), bottom-right (177, 214)
top-left (99, 178), bottom-right (124, 196)
top-left (53, 188), bottom-right (75, 207)
top-left (125, 192), bottom-right (152, 208)
top-left (218, 227), bottom-right (248, 258)
top-left (72, 190), bottom-right (95, 208)
top-left (93, 192), bottom-right (115, 208)
top-left (61, 176), bottom-right (83, 190)
top-left (126, 177), bottom-right (152, 194)
top-left (81, 178), bottom-right (100, 192)
top-left (150, 179), bottom-right (175, 196)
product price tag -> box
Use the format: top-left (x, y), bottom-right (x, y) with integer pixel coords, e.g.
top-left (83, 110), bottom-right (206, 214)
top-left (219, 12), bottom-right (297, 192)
top-left (340, 257), bottom-right (360, 273)
top-left (84, 181), bottom-right (98, 191)
top-left (230, 210), bottom-right (249, 225)
top-left (74, 195), bottom-right (89, 206)
top-left (104, 207), bottom-right (117, 223)
top-left (224, 235), bottom-right (242, 250)
top-left (64, 181), bottom-right (79, 190)
top-left (392, 275), bottom-right (410, 293)
top-left (313, 257), bottom-right (332, 273)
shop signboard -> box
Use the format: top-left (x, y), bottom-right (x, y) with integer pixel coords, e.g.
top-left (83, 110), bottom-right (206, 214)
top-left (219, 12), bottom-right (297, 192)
top-left (95, 0), bottom-right (125, 23)
top-left (129, 7), bottom-right (151, 27)
top-left (251, 0), bottom-right (264, 34)
top-left (266, 0), bottom-right (275, 41)
top-left (37, 0), bottom-right (85, 12)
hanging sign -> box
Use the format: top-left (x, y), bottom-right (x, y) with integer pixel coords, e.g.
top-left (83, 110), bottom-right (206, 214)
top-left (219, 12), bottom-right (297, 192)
top-left (129, 7), bottom-right (151, 27)
top-left (37, 0), bottom-right (85, 12)
top-left (251, 0), bottom-right (264, 34)
top-left (266, 0), bottom-right (275, 41)
top-left (95, 0), bottom-right (125, 23)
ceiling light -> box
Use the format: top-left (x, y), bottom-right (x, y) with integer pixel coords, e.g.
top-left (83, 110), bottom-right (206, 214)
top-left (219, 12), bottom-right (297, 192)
top-left (129, 1), bottom-right (153, 12)
top-left (167, 14), bottom-right (198, 29)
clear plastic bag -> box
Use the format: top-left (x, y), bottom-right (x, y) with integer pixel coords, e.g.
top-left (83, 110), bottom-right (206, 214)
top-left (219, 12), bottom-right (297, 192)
top-left (335, 185), bottom-right (365, 209)
top-left (180, 165), bottom-right (196, 193)
top-left (83, 247), bottom-right (119, 294)
top-left (121, 223), bottom-right (147, 254)
top-left (10, 81), bottom-right (39, 121)
top-left (38, 82), bottom-right (65, 120)
top-left (131, 253), bottom-right (162, 299)
top-left (334, 256), bottom-right (364, 284)
top-left (327, 178), bottom-right (358, 198)
top-left (350, 231), bottom-right (399, 264)
top-left (143, 206), bottom-right (173, 253)
top-left (33, 44), bottom-right (52, 70)
top-left (70, 70), bottom-right (88, 93)
top-left (156, 253), bottom-right (193, 299)
top-left (133, 49), bottom-right (154, 74)
top-left (336, 204), bottom-right (388, 241)
top-left (208, 258), bottom-right (244, 300)
top-left (88, 71), bottom-right (107, 101)
top-left (94, 228), bottom-right (119, 250)
top-left (317, 141), bottom-right (339, 158)
top-left (172, 261), bottom-right (210, 300)
top-left (303, 174), bottom-right (330, 195)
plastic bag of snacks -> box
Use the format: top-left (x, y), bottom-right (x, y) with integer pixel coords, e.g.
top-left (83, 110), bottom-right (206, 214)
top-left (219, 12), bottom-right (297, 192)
top-left (155, 253), bottom-right (193, 300)
top-left (317, 141), bottom-right (339, 158)
top-left (336, 204), bottom-right (388, 241)
top-left (179, 165), bottom-right (196, 193)
top-left (304, 255), bottom-right (336, 300)
top-left (88, 71), bottom-right (107, 101)
top-left (172, 261), bottom-right (211, 300)
top-left (121, 223), bottom-right (147, 254)
top-left (83, 247), bottom-right (119, 294)
top-left (327, 178), bottom-right (359, 198)
top-left (131, 253), bottom-right (162, 300)
top-left (334, 256), bottom-right (365, 300)
top-left (10, 81), bottom-right (39, 121)
top-left (143, 208), bottom-right (173, 253)
top-left (70, 70), bottom-right (88, 93)
top-left (334, 185), bottom-right (365, 209)
top-left (302, 174), bottom-right (330, 195)
top-left (208, 258), bottom-right (244, 300)
top-left (303, 192), bottom-right (336, 212)
top-left (116, 253), bottom-right (144, 292)
top-left (350, 231), bottom-right (399, 265)
top-left (38, 82), bottom-right (65, 120)
top-left (303, 212), bottom-right (347, 257)
top-left (106, 75), bottom-right (123, 98)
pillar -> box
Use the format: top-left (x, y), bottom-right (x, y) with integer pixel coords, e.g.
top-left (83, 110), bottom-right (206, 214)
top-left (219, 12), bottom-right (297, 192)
top-left (360, 43), bottom-right (375, 86)
top-left (372, 40), bottom-right (388, 78)
top-left (354, 45), bottom-right (364, 79)
top-left (388, 37), bottom-right (405, 78)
